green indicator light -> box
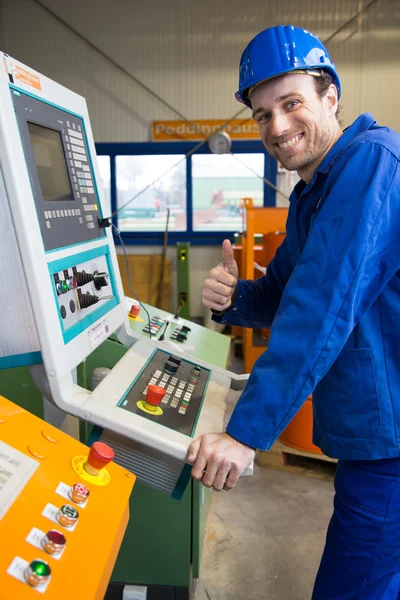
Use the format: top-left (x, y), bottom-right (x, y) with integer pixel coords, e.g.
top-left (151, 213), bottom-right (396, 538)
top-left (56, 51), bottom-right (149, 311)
top-left (62, 282), bottom-right (68, 292)
top-left (31, 560), bottom-right (51, 577)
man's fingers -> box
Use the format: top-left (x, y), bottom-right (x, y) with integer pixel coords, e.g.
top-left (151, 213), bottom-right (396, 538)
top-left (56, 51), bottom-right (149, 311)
top-left (213, 459), bottom-right (233, 491)
top-left (204, 278), bottom-right (233, 297)
top-left (187, 438), bottom-right (201, 463)
top-left (210, 266), bottom-right (237, 288)
top-left (191, 454), bottom-right (207, 481)
top-left (224, 464), bottom-right (241, 491)
top-left (201, 457), bottom-right (220, 488)
top-left (222, 239), bottom-right (236, 270)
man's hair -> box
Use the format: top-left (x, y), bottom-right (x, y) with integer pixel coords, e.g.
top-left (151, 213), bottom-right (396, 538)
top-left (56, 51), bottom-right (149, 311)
top-left (314, 70), bottom-right (341, 121)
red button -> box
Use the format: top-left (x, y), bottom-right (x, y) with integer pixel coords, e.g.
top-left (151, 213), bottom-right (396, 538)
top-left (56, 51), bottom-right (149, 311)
top-left (129, 303), bottom-right (140, 317)
top-left (146, 385), bottom-right (166, 406)
top-left (87, 441), bottom-right (115, 471)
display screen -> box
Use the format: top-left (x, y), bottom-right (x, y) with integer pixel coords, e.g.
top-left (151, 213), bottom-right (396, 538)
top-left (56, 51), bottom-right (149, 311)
top-left (28, 122), bottom-right (74, 202)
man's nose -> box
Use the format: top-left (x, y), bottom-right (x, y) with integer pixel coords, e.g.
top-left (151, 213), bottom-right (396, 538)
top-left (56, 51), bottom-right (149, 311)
top-left (269, 112), bottom-right (291, 139)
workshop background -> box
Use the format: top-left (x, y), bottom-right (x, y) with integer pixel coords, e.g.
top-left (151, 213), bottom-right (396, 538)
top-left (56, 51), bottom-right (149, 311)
top-left (0, 2), bottom-right (399, 599)
top-left (0, 0), bottom-right (398, 318)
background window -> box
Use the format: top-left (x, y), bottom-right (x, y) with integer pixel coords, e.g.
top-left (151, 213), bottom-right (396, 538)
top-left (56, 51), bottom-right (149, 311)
top-left (96, 155), bottom-right (111, 216)
top-left (116, 155), bottom-right (187, 232)
top-left (192, 153), bottom-right (264, 231)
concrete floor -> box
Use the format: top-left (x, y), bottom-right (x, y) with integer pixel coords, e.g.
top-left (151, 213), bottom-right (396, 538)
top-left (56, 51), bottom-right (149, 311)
top-left (193, 344), bottom-right (335, 600)
top-left (194, 464), bottom-right (334, 600)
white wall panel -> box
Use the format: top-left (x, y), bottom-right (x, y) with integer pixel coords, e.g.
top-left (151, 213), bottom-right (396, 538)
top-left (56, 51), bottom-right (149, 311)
top-left (1, 0), bottom-right (398, 142)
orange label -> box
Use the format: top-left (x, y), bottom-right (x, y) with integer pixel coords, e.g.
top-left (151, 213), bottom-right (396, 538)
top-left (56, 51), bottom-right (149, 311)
top-left (13, 65), bottom-right (41, 91)
top-left (152, 119), bottom-right (259, 141)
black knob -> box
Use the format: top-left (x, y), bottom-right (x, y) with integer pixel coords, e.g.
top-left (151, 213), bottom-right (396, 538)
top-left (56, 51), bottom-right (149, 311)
top-left (75, 271), bottom-right (94, 287)
top-left (169, 356), bottom-right (181, 366)
top-left (164, 360), bottom-right (178, 374)
top-left (79, 294), bottom-right (99, 309)
top-left (93, 271), bottom-right (109, 290)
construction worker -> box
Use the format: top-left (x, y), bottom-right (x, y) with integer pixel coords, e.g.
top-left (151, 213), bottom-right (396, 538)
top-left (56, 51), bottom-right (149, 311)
top-left (188, 25), bottom-right (400, 598)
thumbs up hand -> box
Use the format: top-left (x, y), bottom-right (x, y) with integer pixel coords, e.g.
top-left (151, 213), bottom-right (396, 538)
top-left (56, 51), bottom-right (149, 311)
top-left (202, 239), bottom-right (239, 312)
top-left (221, 239), bottom-right (239, 280)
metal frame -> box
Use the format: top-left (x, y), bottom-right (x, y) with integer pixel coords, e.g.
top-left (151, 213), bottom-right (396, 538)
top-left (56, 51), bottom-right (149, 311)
top-left (96, 140), bottom-right (277, 245)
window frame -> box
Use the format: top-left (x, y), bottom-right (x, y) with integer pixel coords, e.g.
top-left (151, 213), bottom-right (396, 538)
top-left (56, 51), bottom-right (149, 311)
top-left (95, 140), bottom-right (277, 245)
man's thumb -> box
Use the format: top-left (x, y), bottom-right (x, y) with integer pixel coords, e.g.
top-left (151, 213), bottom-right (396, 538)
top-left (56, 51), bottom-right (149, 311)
top-left (222, 239), bottom-right (235, 270)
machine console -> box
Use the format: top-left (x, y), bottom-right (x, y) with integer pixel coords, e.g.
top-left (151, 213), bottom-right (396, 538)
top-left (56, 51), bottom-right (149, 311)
top-left (120, 350), bottom-right (210, 436)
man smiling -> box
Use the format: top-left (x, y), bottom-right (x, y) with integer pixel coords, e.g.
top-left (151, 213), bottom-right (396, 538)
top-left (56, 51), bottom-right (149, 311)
top-left (188, 25), bottom-right (400, 598)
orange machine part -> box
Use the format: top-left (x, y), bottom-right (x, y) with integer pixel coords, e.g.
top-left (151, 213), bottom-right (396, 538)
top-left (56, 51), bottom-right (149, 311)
top-left (0, 395), bottom-right (135, 599)
top-left (279, 396), bottom-right (323, 455)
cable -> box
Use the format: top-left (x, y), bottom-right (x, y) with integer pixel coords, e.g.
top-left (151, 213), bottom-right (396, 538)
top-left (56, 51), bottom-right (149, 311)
top-left (111, 223), bottom-right (152, 339)
top-left (229, 153), bottom-right (290, 201)
top-left (111, 107), bottom-right (248, 219)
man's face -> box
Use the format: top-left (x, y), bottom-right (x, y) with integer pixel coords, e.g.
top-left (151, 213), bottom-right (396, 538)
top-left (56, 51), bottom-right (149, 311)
top-left (250, 74), bottom-right (338, 179)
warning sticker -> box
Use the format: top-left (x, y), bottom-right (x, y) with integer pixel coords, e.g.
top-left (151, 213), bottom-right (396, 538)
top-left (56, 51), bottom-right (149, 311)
top-left (88, 316), bottom-right (110, 350)
top-left (13, 64), bottom-right (41, 91)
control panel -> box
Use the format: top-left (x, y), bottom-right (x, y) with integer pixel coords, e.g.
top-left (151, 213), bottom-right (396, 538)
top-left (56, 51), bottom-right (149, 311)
top-left (120, 350), bottom-right (210, 437)
top-left (11, 90), bottom-right (104, 251)
top-left (0, 395), bottom-right (135, 598)
top-left (51, 254), bottom-right (115, 336)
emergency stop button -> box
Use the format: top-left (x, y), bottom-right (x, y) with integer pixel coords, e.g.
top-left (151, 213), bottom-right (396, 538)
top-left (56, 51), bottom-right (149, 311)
top-left (84, 441), bottom-right (114, 476)
top-left (145, 385), bottom-right (166, 411)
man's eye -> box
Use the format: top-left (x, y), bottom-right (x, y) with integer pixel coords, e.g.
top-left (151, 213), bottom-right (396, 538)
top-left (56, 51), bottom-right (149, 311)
top-left (256, 113), bottom-right (270, 124)
top-left (287, 100), bottom-right (299, 109)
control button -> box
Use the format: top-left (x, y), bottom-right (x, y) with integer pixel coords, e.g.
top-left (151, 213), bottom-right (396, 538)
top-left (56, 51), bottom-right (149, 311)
top-left (164, 360), bottom-right (178, 374)
top-left (57, 504), bottom-right (79, 528)
top-left (42, 530), bottom-right (66, 555)
top-left (25, 559), bottom-right (51, 587)
top-left (70, 300), bottom-right (76, 313)
top-left (69, 483), bottom-right (90, 504)
top-left (56, 280), bottom-right (69, 295)
top-left (84, 441), bottom-right (115, 476)
top-left (60, 305), bottom-right (67, 319)
top-left (41, 428), bottom-right (59, 443)
top-left (129, 303), bottom-right (140, 317)
top-left (27, 445), bottom-right (47, 459)
top-left (144, 385), bottom-right (166, 412)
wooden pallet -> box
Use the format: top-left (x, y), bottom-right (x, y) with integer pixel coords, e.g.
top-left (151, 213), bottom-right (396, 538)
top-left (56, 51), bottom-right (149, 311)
top-left (256, 440), bottom-right (337, 480)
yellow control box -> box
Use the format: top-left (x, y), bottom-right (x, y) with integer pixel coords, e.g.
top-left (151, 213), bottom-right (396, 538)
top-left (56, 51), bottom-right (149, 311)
top-left (0, 395), bottom-right (135, 598)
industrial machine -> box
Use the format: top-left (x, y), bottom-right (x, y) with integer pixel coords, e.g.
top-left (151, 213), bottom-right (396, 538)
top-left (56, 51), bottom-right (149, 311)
top-left (0, 53), bottom-right (251, 598)
top-left (0, 394), bottom-right (134, 598)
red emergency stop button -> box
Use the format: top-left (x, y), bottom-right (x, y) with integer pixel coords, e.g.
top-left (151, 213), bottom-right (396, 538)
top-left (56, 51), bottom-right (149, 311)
top-left (144, 385), bottom-right (166, 412)
top-left (84, 441), bottom-right (114, 476)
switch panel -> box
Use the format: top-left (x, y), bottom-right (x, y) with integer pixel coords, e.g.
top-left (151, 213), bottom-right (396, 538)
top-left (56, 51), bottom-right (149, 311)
top-left (51, 254), bottom-right (114, 332)
top-left (0, 395), bottom-right (135, 598)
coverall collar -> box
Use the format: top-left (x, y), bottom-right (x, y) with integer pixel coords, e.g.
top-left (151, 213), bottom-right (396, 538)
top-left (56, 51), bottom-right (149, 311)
top-left (317, 112), bottom-right (376, 174)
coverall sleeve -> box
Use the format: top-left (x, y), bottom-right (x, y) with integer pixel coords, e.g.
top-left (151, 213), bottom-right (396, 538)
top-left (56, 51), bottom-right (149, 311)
top-left (226, 141), bottom-right (400, 450)
top-left (212, 233), bottom-right (294, 328)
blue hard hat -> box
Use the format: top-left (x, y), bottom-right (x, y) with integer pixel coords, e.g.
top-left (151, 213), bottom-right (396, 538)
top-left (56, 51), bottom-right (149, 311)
top-left (236, 25), bottom-right (341, 107)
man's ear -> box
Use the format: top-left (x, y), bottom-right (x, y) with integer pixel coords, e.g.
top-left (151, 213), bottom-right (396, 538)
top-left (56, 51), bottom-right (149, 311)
top-left (325, 83), bottom-right (339, 116)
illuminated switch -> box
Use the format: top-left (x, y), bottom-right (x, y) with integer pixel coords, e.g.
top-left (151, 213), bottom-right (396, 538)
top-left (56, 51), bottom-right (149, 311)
top-left (25, 559), bottom-right (51, 587)
top-left (42, 530), bottom-right (66, 555)
top-left (69, 483), bottom-right (90, 504)
top-left (57, 504), bottom-right (79, 528)
top-left (84, 441), bottom-right (114, 476)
